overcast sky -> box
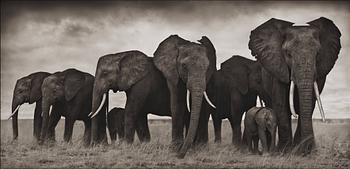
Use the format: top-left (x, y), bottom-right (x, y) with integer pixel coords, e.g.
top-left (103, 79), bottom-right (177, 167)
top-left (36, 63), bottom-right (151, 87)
top-left (1, 1), bottom-right (349, 119)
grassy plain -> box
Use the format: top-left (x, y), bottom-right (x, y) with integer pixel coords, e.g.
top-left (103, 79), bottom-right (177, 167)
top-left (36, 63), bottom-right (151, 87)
top-left (1, 119), bottom-right (349, 168)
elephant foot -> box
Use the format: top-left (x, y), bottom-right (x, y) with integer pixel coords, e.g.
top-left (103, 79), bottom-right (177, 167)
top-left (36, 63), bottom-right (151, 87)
top-left (291, 138), bottom-right (315, 156)
top-left (170, 141), bottom-right (183, 152)
top-left (261, 152), bottom-right (271, 157)
top-left (247, 151), bottom-right (257, 155)
top-left (176, 152), bottom-right (186, 159)
top-left (277, 141), bottom-right (293, 153)
top-left (232, 141), bottom-right (243, 150)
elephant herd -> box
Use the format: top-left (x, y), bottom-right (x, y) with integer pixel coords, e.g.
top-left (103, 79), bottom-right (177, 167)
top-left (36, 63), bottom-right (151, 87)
top-left (8, 17), bottom-right (341, 158)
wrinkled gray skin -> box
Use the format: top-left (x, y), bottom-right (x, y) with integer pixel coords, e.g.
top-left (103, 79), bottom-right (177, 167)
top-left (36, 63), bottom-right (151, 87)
top-left (153, 35), bottom-right (217, 158)
top-left (107, 107), bottom-right (125, 142)
top-left (40, 69), bottom-right (107, 146)
top-left (10, 72), bottom-right (51, 141)
top-left (91, 50), bottom-right (187, 145)
top-left (249, 17), bottom-right (341, 154)
top-left (244, 107), bottom-right (277, 154)
top-left (205, 56), bottom-right (271, 146)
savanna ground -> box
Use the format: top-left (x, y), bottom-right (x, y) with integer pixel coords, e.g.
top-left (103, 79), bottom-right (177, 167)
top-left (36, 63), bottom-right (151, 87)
top-left (1, 119), bottom-right (349, 169)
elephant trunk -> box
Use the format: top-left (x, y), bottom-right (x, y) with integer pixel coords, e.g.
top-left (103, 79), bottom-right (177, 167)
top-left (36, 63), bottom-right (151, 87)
top-left (40, 99), bottom-right (51, 143)
top-left (90, 80), bottom-right (107, 117)
top-left (296, 76), bottom-right (315, 149)
top-left (90, 82), bottom-right (108, 145)
top-left (11, 100), bottom-right (20, 140)
top-left (177, 85), bottom-right (205, 158)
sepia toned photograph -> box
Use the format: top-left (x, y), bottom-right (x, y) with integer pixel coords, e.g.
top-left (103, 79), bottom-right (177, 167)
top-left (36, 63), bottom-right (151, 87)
top-left (1, 0), bottom-right (349, 168)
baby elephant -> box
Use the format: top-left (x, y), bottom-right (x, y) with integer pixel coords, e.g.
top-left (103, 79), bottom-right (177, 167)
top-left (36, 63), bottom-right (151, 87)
top-left (107, 107), bottom-right (125, 143)
top-left (244, 107), bottom-right (277, 154)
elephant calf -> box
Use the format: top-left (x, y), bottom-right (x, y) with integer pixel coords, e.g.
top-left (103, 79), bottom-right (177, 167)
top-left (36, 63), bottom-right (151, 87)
top-left (107, 107), bottom-right (125, 143)
top-left (244, 107), bottom-right (276, 154)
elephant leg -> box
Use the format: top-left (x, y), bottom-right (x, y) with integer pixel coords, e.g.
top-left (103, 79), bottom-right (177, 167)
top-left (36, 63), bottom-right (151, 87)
top-left (107, 117), bottom-right (117, 143)
top-left (124, 105), bottom-right (141, 144)
top-left (135, 114), bottom-right (151, 143)
top-left (258, 128), bottom-right (268, 154)
top-left (266, 131), bottom-right (271, 151)
top-left (124, 86), bottom-right (149, 144)
top-left (83, 120), bottom-right (91, 146)
top-left (63, 119), bottom-right (75, 143)
top-left (167, 81), bottom-right (185, 148)
top-left (230, 93), bottom-right (244, 146)
top-left (211, 111), bottom-right (222, 143)
top-left (33, 101), bottom-right (43, 142)
top-left (228, 116), bottom-right (235, 143)
top-left (273, 81), bottom-right (292, 152)
top-left (47, 106), bottom-right (61, 142)
top-left (253, 135), bottom-right (259, 154)
top-left (228, 115), bottom-right (244, 147)
top-left (110, 129), bottom-right (117, 143)
top-left (246, 133), bottom-right (253, 153)
top-left (116, 120), bottom-right (125, 142)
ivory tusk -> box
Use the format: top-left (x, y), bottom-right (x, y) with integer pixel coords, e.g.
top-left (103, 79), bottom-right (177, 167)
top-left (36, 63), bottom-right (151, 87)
top-left (90, 93), bottom-right (106, 119)
top-left (48, 106), bottom-right (52, 116)
top-left (314, 82), bottom-right (326, 122)
top-left (8, 105), bottom-right (21, 120)
top-left (289, 81), bottom-right (298, 118)
top-left (186, 90), bottom-right (190, 112)
top-left (204, 91), bottom-right (216, 109)
top-left (258, 96), bottom-right (264, 107)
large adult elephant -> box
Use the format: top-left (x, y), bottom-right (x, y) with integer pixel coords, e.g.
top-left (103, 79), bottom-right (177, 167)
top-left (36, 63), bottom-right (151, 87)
top-left (40, 69), bottom-right (107, 146)
top-left (248, 17), bottom-right (341, 154)
top-left (89, 50), bottom-right (188, 145)
top-left (206, 55), bottom-right (270, 145)
top-left (153, 35), bottom-right (217, 158)
top-left (8, 72), bottom-right (51, 141)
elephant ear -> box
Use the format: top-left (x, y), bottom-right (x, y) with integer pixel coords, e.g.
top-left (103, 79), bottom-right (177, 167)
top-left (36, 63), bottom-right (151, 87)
top-left (117, 51), bottom-right (152, 90)
top-left (64, 69), bottom-right (86, 101)
top-left (248, 18), bottom-right (294, 83)
top-left (307, 17), bottom-right (341, 78)
top-left (153, 35), bottom-right (189, 85)
top-left (29, 72), bottom-right (50, 103)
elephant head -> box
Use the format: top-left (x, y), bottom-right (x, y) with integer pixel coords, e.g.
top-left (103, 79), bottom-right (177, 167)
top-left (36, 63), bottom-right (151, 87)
top-left (40, 69), bottom-right (89, 142)
top-left (220, 55), bottom-right (270, 106)
top-left (255, 107), bottom-right (277, 153)
top-left (9, 72), bottom-right (51, 140)
top-left (90, 50), bottom-right (152, 117)
top-left (249, 17), bottom-right (341, 148)
top-left (153, 35), bottom-right (217, 158)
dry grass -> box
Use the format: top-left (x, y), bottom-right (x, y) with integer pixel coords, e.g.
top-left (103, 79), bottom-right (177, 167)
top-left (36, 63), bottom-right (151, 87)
top-left (1, 119), bottom-right (349, 169)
